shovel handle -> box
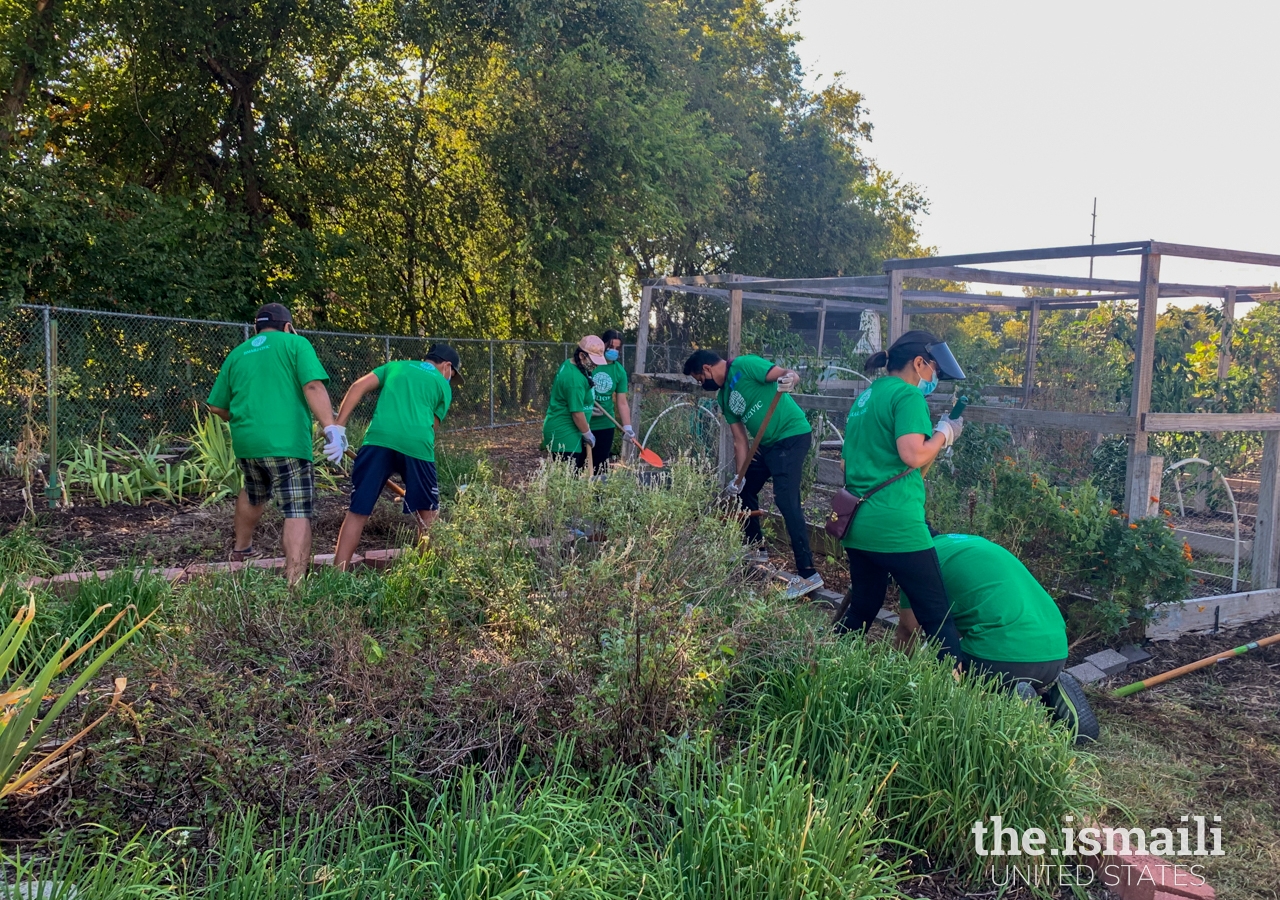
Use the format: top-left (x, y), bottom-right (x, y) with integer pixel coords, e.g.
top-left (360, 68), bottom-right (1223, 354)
top-left (343, 447), bottom-right (406, 498)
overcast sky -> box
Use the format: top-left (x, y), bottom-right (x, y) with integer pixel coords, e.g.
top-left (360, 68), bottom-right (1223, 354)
top-left (794, 0), bottom-right (1280, 302)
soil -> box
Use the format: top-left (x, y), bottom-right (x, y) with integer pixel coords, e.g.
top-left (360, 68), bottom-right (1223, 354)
top-left (2, 474), bottom-right (411, 569)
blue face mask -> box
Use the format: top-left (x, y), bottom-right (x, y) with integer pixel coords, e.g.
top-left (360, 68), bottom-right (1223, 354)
top-left (918, 367), bottom-right (939, 397)
top-left (604, 348), bottom-right (620, 362)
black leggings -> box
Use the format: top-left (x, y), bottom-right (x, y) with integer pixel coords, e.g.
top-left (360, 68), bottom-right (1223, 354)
top-left (840, 546), bottom-right (966, 665)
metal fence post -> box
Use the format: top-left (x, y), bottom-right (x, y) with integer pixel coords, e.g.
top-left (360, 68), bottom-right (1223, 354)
top-left (243, 324), bottom-right (251, 341)
top-left (489, 340), bottom-right (496, 426)
top-left (384, 336), bottom-right (391, 363)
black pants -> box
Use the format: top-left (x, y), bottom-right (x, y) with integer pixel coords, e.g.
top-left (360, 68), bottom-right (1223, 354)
top-left (968, 656), bottom-right (1066, 693)
top-left (839, 546), bottom-right (966, 665)
top-left (740, 432), bottom-right (815, 578)
top-left (589, 427), bottom-right (615, 474)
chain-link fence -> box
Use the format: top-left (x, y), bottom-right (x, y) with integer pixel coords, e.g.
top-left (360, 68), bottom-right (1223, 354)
top-left (0, 305), bottom-right (660, 449)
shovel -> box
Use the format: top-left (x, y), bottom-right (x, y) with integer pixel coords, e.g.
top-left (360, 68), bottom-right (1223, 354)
top-left (343, 447), bottom-right (430, 529)
top-left (592, 403), bottom-right (665, 467)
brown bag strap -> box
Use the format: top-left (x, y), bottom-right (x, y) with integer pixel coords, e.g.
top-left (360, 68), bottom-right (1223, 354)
top-left (852, 466), bottom-right (915, 502)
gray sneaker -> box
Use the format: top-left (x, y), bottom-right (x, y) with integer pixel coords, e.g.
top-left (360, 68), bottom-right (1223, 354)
top-left (783, 572), bottom-right (824, 600)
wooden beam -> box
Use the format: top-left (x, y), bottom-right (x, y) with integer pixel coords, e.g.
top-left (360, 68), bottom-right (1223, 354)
top-left (883, 241), bottom-right (1151, 271)
top-left (731, 274), bottom-right (890, 291)
top-left (905, 265), bottom-right (1138, 294)
top-left (1219, 286), bottom-right (1236, 382)
top-left (1143, 412), bottom-right (1280, 432)
top-left (815, 299), bottom-right (827, 356)
top-left (1145, 588), bottom-right (1280, 640)
top-left (727, 275), bottom-right (743, 358)
top-left (643, 274), bottom-right (769, 287)
top-left (1022, 299), bottom-right (1040, 407)
top-left (653, 283), bottom-right (885, 311)
top-left (1148, 241), bottom-right (1280, 268)
top-left (963, 405), bottom-right (1137, 433)
top-left (905, 304), bottom-right (1034, 315)
top-left (888, 269), bottom-right (904, 342)
top-left (1125, 252), bottom-right (1162, 520)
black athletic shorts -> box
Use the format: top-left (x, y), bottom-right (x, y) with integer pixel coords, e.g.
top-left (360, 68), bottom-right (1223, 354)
top-left (348, 445), bottom-right (439, 516)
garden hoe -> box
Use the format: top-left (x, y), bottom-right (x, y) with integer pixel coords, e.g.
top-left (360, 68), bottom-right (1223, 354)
top-left (723, 390), bottom-right (781, 521)
top-left (1112, 630), bottom-right (1280, 697)
top-left (592, 403), bottom-right (665, 467)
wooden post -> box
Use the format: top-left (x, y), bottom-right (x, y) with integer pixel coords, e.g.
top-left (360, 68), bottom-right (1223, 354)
top-left (1022, 299), bottom-right (1041, 408)
top-left (627, 285), bottom-right (654, 462)
top-left (815, 299), bottom-right (827, 357)
top-left (727, 274), bottom-right (743, 358)
top-left (888, 268), bottom-right (905, 343)
top-left (1125, 252), bottom-right (1162, 520)
top-left (1254, 383), bottom-right (1280, 589)
top-left (1218, 285), bottom-right (1236, 383)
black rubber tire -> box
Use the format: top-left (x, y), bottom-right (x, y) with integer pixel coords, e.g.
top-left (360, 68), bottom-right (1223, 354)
top-left (1043, 671), bottom-right (1100, 745)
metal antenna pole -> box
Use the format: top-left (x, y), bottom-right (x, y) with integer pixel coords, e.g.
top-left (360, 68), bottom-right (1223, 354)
top-left (1087, 197), bottom-right (1097, 290)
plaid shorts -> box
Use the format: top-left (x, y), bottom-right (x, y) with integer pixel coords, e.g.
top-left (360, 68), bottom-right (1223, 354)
top-left (238, 457), bottom-right (314, 518)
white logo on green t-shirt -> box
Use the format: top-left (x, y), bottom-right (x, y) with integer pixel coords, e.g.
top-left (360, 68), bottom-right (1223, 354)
top-left (729, 390), bottom-right (747, 416)
top-left (592, 371), bottom-right (614, 395)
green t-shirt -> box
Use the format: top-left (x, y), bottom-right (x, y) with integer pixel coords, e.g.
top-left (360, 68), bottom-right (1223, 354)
top-left (588, 361), bottom-right (629, 430)
top-left (900, 534), bottom-right (1069, 663)
top-left (542, 359), bottom-right (593, 453)
top-left (207, 330), bottom-right (329, 461)
top-left (840, 376), bottom-right (933, 553)
top-left (717, 355), bottom-right (811, 447)
top-left (362, 360), bottom-right (452, 462)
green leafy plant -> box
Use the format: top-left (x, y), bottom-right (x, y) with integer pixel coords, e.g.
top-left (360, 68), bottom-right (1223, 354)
top-left (2, 589), bottom-right (152, 801)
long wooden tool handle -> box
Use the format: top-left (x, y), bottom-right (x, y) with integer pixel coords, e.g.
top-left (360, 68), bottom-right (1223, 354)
top-left (1112, 631), bottom-right (1280, 697)
top-left (343, 447), bottom-right (406, 498)
top-left (737, 391), bottom-right (782, 482)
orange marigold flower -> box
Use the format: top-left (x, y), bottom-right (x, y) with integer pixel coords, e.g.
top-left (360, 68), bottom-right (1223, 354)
top-left (1109, 509), bottom-right (1119, 516)
top-left (1182, 541), bottom-right (1194, 562)
top-left (1129, 523), bottom-right (1138, 529)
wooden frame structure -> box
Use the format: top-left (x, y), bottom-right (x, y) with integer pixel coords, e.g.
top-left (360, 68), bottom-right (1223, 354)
top-left (634, 240), bottom-right (1280, 589)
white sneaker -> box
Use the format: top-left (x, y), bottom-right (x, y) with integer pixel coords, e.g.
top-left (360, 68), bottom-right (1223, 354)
top-left (783, 572), bottom-right (824, 600)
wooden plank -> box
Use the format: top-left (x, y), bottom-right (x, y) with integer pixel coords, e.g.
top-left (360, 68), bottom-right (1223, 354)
top-left (657, 283), bottom-right (886, 310)
top-left (731, 274), bottom-right (890, 291)
top-left (815, 299), bottom-right (827, 356)
top-left (627, 285), bottom-right (655, 463)
top-left (906, 304), bottom-right (1034, 315)
top-left (1145, 588), bottom-right (1280, 640)
top-left (963, 405), bottom-right (1137, 433)
top-left (1254, 419), bottom-right (1280, 589)
top-left (643, 274), bottom-right (769, 286)
top-left (727, 275), bottom-right (743, 358)
top-left (1174, 528), bottom-right (1252, 560)
top-left (905, 265), bottom-right (1139, 294)
top-left (888, 269), bottom-right (904, 343)
top-left (904, 290), bottom-right (1029, 305)
top-left (1148, 241), bottom-right (1280, 268)
top-left (1219, 286), bottom-right (1235, 382)
top-left (1023, 299), bottom-right (1040, 407)
top-left (1143, 412), bottom-right (1280, 432)
top-left (1125, 252), bottom-right (1161, 519)
top-left (883, 241), bottom-right (1151, 271)
top-left (793, 393), bottom-right (856, 414)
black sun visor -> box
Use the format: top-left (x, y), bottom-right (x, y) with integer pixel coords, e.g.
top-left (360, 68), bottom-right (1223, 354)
top-left (926, 341), bottom-right (966, 381)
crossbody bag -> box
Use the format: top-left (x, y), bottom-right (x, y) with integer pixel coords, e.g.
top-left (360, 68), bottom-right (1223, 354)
top-left (824, 467), bottom-right (916, 540)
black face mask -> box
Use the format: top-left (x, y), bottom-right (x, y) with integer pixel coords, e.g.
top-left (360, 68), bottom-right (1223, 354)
top-left (702, 378), bottom-right (719, 391)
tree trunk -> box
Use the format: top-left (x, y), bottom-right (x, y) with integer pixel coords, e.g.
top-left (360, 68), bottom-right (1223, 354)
top-left (0, 0), bottom-right (62, 146)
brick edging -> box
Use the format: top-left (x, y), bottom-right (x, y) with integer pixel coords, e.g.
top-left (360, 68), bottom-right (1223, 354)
top-left (24, 548), bottom-right (405, 594)
top-left (1080, 824), bottom-right (1216, 899)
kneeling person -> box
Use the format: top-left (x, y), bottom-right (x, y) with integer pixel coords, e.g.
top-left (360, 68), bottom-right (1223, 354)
top-left (896, 533), bottom-right (1097, 742)
top-left (333, 344), bottom-right (460, 570)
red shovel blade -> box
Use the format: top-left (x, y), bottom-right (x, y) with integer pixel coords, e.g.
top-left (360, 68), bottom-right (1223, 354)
top-left (637, 444), bottom-right (665, 468)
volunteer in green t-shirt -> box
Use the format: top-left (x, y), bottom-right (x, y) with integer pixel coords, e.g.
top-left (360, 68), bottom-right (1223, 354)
top-left (896, 533), bottom-right (1097, 742)
top-left (586, 329), bottom-right (633, 474)
top-left (542, 336), bottom-right (607, 470)
top-left (835, 330), bottom-right (968, 664)
top-left (683, 349), bottom-right (822, 600)
top-left (329, 343), bottom-right (460, 570)
top-left (206, 303), bottom-right (341, 585)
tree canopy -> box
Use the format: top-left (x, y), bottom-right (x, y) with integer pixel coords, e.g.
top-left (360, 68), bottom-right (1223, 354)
top-left (1, 0), bottom-right (927, 337)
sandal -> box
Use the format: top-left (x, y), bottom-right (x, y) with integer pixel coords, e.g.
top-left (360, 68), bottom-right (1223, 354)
top-left (229, 544), bottom-right (264, 563)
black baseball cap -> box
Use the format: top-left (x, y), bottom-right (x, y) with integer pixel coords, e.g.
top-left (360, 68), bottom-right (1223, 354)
top-left (254, 303), bottom-right (294, 333)
top-left (426, 343), bottom-right (463, 383)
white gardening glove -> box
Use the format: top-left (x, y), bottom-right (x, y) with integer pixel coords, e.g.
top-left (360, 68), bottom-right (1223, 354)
top-left (581, 430), bottom-right (597, 448)
top-left (775, 371), bottom-right (799, 393)
top-left (622, 424), bottom-right (636, 441)
top-left (322, 424), bottom-right (348, 463)
top-left (934, 415), bottom-right (964, 448)
top-left (725, 474), bottom-right (745, 496)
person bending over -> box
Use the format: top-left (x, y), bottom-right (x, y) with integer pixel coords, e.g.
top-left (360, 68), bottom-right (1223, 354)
top-left (543, 336), bottom-right (607, 469)
top-left (683, 349), bottom-right (822, 600)
top-left (896, 532), bottom-right (1098, 742)
top-left (331, 343), bottom-right (460, 570)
